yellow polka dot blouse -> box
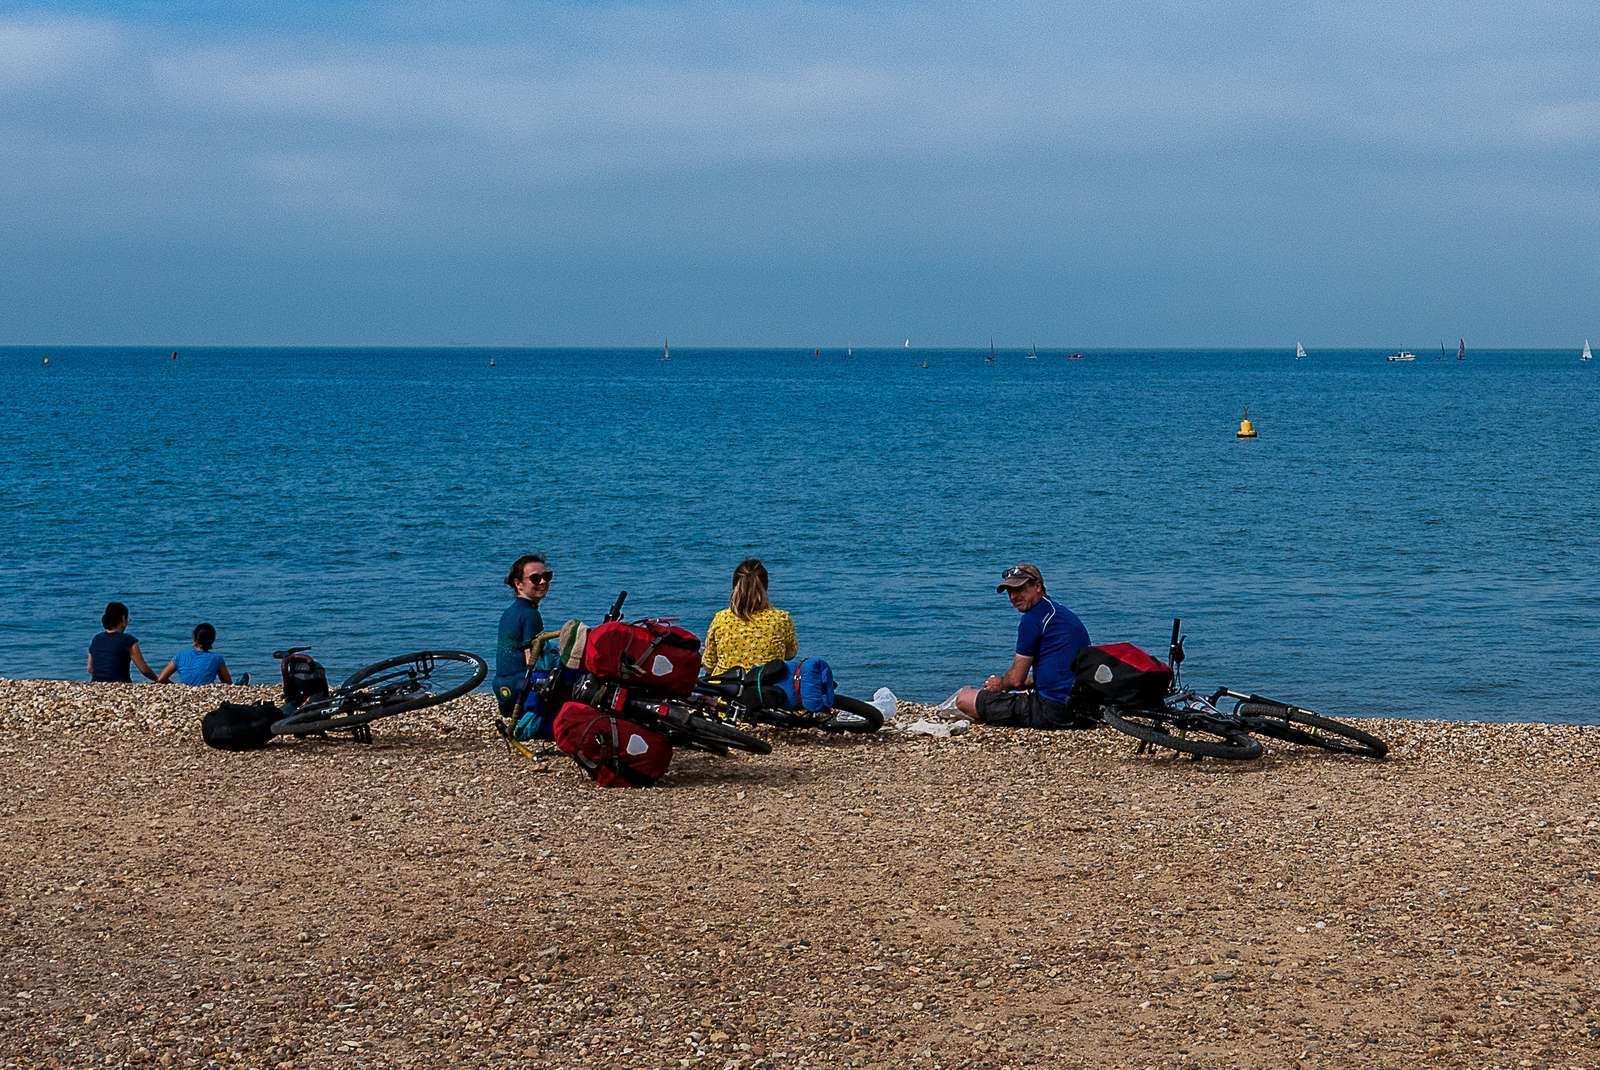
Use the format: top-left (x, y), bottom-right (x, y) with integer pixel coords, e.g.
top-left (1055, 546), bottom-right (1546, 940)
top-left (701, 607), bottom-right (799, 677)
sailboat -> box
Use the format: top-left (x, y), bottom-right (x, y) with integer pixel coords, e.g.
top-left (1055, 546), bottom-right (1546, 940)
top-left (985, 338), bottom-right (996, 365)
top-left (1457, 337), bottom-right (1466, 362)
top-left (1028, 342), bottom-right (1038, 361)
top-left (903, 338), bottom-right (910, 348)
top-left (846, 345), bottom-right (853, 359)
top-left (660, 338), bottom-right (670, 362)
top-left (1583, 340), bottom-right (1592, 362)
top-left (1295, 341), bottom-right (1307, 360)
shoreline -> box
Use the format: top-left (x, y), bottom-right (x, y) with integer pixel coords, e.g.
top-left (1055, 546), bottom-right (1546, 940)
top-left (3, 678), bottom-right (1598, 1068)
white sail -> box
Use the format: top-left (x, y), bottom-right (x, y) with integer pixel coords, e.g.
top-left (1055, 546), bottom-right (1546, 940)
top-left (1584, 339), bottom-right (1592, 362)
top-left (1295, 341), bottom-right (1307, 359)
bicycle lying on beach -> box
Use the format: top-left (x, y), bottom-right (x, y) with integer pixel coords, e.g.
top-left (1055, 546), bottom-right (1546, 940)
top-left (269, 647), bottom-right (488, 742)
top-left (501, 593), bottom-right (772, 760)
top-left (694, 663), bottom-right (884, 734)
top-left (1082, 620), bottom-right (1387, 761)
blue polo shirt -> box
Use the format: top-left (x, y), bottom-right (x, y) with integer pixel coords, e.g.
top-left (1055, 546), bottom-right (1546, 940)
top-left (1016, 596), bottom-right (1091, 704)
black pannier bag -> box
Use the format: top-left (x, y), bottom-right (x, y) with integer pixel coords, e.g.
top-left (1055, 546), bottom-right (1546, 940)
top-left (1071, 643), bottom-right (1173, 706)
top-left (280, 652), bottom-right (329, 708)
top-left (201, 701), bottom-right (282, 751)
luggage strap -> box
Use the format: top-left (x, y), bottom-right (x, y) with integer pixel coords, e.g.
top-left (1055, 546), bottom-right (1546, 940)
top-left (603, 716), bottom-right (656, 788)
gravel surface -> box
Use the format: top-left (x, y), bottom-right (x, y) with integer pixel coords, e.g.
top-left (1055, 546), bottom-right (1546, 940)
top-left (3, 678), bottom-right (1598, 1069)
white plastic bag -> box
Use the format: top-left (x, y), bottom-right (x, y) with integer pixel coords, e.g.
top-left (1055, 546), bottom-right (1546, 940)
top-left (871, 687), bottom-right (898, 724)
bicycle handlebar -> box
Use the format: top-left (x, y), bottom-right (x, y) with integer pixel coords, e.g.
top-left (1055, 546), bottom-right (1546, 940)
top-left (605, 591), bottom-right (627, 622)
top-left (271, 647), bottom-right (309, 660)
top-left (516, 629), bottom-right (562, 652)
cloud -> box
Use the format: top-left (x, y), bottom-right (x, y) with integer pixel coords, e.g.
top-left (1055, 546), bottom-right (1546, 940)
top-left (2, 2), bottom-right (1599, 343)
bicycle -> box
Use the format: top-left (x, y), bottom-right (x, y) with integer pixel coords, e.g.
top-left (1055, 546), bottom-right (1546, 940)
top-left (695, 663), bottom-right (885, 734)
top-left (269, 647), bottom-right (488, 741)
top-left (1096, 620), bottom-right (1387, 761)
top-left (503, 592), bottom-right (772, 759)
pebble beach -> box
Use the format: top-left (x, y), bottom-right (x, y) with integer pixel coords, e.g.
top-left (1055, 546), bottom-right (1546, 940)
top-left (3, 678), bottom-right (1598, 1069)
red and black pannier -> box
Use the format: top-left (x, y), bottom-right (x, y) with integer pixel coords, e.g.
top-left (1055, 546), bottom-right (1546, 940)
top-left (1071, 643), bottom-right (1173, 706)
top-left (583, 620), bottom-right (702, 695)
top-left (552, 700), bottom-right (672, 788)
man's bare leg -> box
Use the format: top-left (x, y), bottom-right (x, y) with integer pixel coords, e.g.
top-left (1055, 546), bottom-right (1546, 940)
top-left (954, 686), bottom-right (984, 721)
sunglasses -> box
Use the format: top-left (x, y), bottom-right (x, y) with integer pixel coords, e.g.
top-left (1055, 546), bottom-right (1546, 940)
top-left (524, 570), bottom-right (554, 584)
top-left (1001, 567), bottom-right (1033, 581)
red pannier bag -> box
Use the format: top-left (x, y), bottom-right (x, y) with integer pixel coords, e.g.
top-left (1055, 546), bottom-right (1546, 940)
top-left (552, 700), bottom-right (672, 788)
top-left (1071, 643), bottom-right (1173, 706)
top-left (582, 620), bottom-right (702, 695)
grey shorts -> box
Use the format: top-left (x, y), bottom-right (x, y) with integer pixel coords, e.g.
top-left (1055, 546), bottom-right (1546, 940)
top-left (976, 689), bottom-right (1085, 730)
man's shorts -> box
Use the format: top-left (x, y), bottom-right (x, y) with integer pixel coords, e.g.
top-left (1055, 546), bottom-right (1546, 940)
top-left (976, 689), bottom-right (1088, 730)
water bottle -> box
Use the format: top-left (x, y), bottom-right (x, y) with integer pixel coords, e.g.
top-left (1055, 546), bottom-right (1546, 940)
top-left (871, 687), bottom-right (898, 724)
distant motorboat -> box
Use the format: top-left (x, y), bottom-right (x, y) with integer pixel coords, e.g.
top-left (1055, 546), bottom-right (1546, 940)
top-left (41, 355), bottom-right (50, 366)
top-left (918, 359), bottom-right (928, 369)
top-left (1583, 339), bottom-right (1592, 362)
top-left (1295, 341), bottom-right (1307, 360)
top-left (488, 357), bottom-right (496, 367)
top-left (1067, 352), bottom-right (1084, 360)
top-left (1386, 350), bottom-right (1416, 363)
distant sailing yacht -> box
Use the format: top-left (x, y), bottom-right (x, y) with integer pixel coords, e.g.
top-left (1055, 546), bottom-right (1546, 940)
top-left (1457, 337), bottom-right (1466, 362)
top-left (1583, 339), bottom-right (1592, 362)
top-left (1028, 342), bottom-right (1038, 361)
top-left (1295, 341), bottom-right (1307, 360)
top-left (985, 338), bottom-right (996, 365)
top-left (660, 338), bottom-right (671, 362)
top-left (903, 338), bottom-right (910, 348)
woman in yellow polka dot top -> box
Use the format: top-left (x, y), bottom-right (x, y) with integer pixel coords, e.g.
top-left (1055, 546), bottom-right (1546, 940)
top-left (701, 558), bottom-right (798, 677)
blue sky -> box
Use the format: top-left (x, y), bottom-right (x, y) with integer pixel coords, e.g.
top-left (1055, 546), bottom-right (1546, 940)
top-left (3, 1), bottom-right (1597, 346)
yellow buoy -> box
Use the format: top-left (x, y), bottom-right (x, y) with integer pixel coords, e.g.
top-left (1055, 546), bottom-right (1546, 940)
top-left (1236, 407), bottom-right (1258, 439)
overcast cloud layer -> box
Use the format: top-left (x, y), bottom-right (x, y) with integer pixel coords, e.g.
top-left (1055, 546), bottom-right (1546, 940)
top-left (2, 1), bottom-right (1597, 346)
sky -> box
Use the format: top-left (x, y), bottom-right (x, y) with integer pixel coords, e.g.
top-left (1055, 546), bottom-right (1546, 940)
top-left (2, 0), bottom-right (1598, 347)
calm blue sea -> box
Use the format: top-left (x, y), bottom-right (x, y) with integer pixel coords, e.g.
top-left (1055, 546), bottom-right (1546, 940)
top-left (3, 346), bottom-right (1597, 723)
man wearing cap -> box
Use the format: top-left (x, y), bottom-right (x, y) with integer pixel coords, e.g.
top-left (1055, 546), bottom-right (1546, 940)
top-left (954, 563), bottom-right (1092, 729)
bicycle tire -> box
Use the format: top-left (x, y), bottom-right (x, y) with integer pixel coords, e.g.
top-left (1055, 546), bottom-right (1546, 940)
top-left (673, 711), bottom-right (773, 756)
top-left (272, 650), bottom-right (487, 736)
top-left (1236, 702), bottom-right (1388, 759)
top-left (820, 694), bottom-right (884, 734)
top-left (1101, 707), bottom-right (1263, 760)
top-left (338, 650), bottom-right (487, 711)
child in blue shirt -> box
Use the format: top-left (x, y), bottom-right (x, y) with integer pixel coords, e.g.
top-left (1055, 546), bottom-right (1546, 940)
top-left (157, 622), bottom-right (248, 685)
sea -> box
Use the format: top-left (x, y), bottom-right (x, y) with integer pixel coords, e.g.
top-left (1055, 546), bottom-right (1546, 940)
top-left (3, 346), bottom-right (1597, 724)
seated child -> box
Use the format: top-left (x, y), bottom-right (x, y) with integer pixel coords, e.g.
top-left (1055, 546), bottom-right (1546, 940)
top-left (157, 622), bottom-right (247, 685)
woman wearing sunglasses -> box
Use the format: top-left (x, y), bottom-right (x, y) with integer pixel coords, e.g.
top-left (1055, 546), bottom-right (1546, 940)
top-left (493, 554), bottom-right (555, 717)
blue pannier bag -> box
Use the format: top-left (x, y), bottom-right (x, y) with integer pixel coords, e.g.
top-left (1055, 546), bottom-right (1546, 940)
top-left (513, 670), bottom-right (556, 741)
top-left (774, 657), bottom-right (836, 712)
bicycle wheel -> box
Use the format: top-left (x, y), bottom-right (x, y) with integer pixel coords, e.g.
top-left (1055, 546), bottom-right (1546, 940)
top-left (672, 710), bottom-right (773, 756)
top-left (1236, 702), bottom-right (1388, 759)
top-left (338, 650), bottom-right (487, 711)
top-left (271, 691), bottom-right (393, 736)
top-left (1101, 707), bottom-right (1263, 760)
top-left (820, 694), bottom-right (884, 734)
